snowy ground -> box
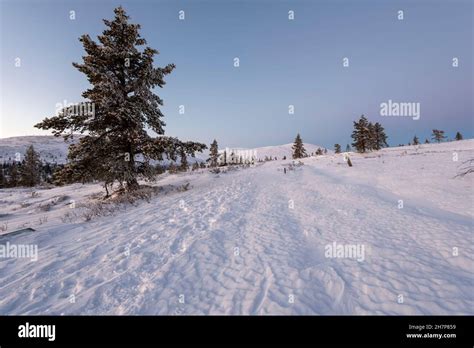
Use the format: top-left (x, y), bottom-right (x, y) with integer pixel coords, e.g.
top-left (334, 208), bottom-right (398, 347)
top-left (0, 140), bottom-right (472, 315)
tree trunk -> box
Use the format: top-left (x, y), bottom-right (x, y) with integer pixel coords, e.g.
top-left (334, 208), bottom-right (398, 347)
top-left (104, 183), bottom-right (110, 198)
top-left (126, 178), bottom-right (139, 191)
top-left (126, 141), bottom-right (139, 191)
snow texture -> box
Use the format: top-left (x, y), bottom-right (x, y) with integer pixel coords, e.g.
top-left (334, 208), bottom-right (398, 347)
top-left (0, 140), bottom-right (472, 314)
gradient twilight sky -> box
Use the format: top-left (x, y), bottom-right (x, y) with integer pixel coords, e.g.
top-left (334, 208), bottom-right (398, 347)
top-left (0, 0), bottom-right (472, 148)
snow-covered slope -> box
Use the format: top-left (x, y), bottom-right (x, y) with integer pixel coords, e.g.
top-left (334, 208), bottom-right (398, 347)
top-left (0, 140), bottom-right (472, 315)
top-left (0, 135), bottom-right (327, 164)
top-left (0, 135), bottom-right (206, 165)
top-left (0, 135), bottom-right (75, 164)
top-left (251, 143), bottom-right (328, 160)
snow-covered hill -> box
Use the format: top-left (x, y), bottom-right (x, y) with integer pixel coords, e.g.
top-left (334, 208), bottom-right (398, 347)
top-left (0, 135), bottom-right (206, 165)
top-left (0, 140), bottom-right (472, 315)
top-left (0, 135), bottom-right (327, 164)
top-left (250, 143), bottom-right (328, 160)
top-left (0, 135), bottom-right (75, 164)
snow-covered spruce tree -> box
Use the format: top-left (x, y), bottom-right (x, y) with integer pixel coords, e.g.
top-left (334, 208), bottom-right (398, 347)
top-left (351, 115), bottom-right (371, 153)
top-left (168, 162), bottom-right (178, 174)
top-left (346, 144), bottom-right (351, 152)
top-left (153, 164), bottom-right (165, 175)
top-left (208, 140), bottom-right (219, 167)
top-left (20, 145), bottom-right (42, 187)
top-left (41, 162), bottom-right (52, 183)
top-left (455, 132), bottom-right (463, 141)
top-left (334, 144), bottom-right (341, 153)
top-left (372, 122), bottom-right (388, 150)
top-left (413, 135), bottom-right (420, 145)
top-left (0, 168), bottom-right (5, 188)
top-left (367, 122), bottom-right (376, 151)
top-left (431, 129), bottom-right (446, 143)
top-left (179, 150), bottom-right (189, 172)
top-left (425, 138), bottom-right (430, 144)
top-left (8, 162), bottom-right (19, 187)
top-left (34, 7), bottom-right (205, 195)
top-left (292, 133), bottom-right (307, 159)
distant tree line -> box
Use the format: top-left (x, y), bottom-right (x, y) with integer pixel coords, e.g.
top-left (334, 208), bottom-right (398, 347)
top-left (290, 116), bottom-right (388, 158)
top-left (0, 144), bottom-right (205, 189)
top-left (400, 130), bottom-right (463, 147)
top-left (292, 115), bottom-right (466, 157)
top-left (0, 145), bottom-right (63, 188)
top-left (207, 139), bottom-right (255, 167)
top-left (291, 134), bottom-right (330, 159)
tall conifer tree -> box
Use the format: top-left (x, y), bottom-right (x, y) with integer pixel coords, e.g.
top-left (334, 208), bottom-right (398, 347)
top-left (35, 7), bottom-right (205, 194)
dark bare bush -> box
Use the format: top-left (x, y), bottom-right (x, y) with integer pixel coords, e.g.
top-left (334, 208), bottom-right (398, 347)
top-left (62, 184), bottom-right (190, 224)
top-left (52, 195), bottom-right (69, 204)
top-left (82, 210), bottom-right (94, 222)
top-left (38, 195), bottom-right (69, 212)
top-left (76, 186), bottom-right (165, 222)
top-left (177, 183), bottom-right (190, 192)
top-left (110, 186), bottom-right (162, 205)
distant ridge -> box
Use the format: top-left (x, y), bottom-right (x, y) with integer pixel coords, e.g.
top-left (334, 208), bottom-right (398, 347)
top-left (0, 135), bottom-right (328, 164)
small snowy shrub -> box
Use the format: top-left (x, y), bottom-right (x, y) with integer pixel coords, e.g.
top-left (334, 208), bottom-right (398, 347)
top-left (178, 183), bottom-right (190, 192)
top-left (38, 216), bottom-right (48, 225)
top-left (39, 202), bottom-right (53, 212)
top-left (82, 210), bottom-right (94, 222)
top-left (61, 211), bottom-right (77, 223)
top-left (52, 195), bottom-right (69, 204)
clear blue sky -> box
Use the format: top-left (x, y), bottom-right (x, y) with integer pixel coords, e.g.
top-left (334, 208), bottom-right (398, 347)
top-left (1, 0), bottom-right (472, 148)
